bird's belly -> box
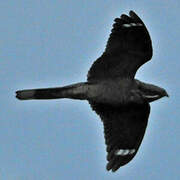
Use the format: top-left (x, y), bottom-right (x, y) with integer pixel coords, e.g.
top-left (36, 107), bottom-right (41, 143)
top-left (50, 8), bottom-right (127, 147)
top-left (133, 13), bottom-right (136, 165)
top-left (87, 81), bottom-right (132, 105)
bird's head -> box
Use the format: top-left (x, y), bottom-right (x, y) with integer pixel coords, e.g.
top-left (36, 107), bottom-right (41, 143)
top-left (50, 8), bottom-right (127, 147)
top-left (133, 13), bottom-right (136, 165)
top-left (135, 79), bottom-right (169, 103)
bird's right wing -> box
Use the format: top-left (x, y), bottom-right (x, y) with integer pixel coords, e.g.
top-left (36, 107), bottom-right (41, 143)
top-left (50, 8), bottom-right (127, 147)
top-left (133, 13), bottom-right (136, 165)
top-left (87, 11), bottom-right (152, 81)
top-left (89, 101), bottom-right (150, 172)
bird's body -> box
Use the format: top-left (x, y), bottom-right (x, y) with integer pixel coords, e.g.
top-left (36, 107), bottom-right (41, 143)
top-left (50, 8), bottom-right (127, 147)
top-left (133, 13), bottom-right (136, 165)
top-left (88, 78), bottom-right (135, 105)
top-left (16, 11), bottom-right (168, 172)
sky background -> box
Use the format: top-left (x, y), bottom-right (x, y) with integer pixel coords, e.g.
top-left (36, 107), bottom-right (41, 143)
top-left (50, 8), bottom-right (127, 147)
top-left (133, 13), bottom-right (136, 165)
top-left (0, 0), bottom-right (179, 179)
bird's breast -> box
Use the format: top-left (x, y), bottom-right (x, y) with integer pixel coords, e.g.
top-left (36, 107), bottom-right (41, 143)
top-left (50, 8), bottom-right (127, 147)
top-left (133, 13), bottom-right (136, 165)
top-left (87, 79), bottom-right (135, 105)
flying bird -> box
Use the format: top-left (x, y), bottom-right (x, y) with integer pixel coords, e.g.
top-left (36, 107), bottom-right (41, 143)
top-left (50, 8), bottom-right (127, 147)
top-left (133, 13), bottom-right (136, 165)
top-left (16, 11), bottom-right (168, 172)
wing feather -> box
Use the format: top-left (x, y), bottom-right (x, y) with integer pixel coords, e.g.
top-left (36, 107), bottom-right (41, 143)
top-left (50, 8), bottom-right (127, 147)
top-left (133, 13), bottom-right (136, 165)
top-left (87, 11), bottom-right (152, 81)
top-left (89, 101), bottom-right (150, 172)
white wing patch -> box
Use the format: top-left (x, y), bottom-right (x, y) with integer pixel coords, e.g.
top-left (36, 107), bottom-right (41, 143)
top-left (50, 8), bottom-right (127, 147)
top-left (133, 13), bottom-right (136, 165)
top-left (144, 95), bottom-right (160, 98)
top-left (123, 23), bottom-right (143, 28)
top-left (115, 149), bottom-right (136, 156)
top-left (123, 24), bottom-right (131, 28)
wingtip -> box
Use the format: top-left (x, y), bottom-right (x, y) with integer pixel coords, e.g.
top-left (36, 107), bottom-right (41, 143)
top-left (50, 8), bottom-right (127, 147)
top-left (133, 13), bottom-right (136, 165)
top-left (106, 162), bottom-right (113, 172)
top-left (129, 10), bottom-right (143, 23)
top-left (129, 10), bottom-right (135, 14)
top-left (106, 162), bottom-right (121, 172)
top-left (129, 10), bottom-right (136, 16)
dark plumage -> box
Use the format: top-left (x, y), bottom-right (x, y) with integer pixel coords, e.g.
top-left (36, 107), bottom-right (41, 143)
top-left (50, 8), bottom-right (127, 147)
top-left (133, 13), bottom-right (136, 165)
top-left (16, 11), bottom-right (168, 172)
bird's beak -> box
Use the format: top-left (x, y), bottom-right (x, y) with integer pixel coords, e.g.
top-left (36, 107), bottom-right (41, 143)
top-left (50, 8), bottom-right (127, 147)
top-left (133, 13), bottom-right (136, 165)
top-left (164, 91), bottom-right (169, 97)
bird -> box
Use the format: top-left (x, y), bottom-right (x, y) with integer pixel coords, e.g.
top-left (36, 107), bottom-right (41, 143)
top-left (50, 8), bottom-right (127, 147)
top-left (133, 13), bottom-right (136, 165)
top-left (16, 11), bottom-right (168, 172)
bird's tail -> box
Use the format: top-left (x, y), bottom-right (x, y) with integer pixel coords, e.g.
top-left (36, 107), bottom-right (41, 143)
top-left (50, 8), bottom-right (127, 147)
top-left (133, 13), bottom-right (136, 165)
top-left (16, 82), bottom-right (89, 100)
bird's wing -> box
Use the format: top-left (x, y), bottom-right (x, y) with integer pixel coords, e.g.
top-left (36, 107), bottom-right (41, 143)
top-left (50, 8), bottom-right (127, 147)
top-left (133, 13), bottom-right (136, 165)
top-left (89, 101), bottom-right (150, 172)
top-left (87, 11), bottom-right (152, 81)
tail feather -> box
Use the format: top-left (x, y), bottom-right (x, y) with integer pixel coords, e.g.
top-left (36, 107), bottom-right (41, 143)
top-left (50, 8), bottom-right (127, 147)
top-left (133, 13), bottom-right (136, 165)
top-left (16, 89), bottom-right (36, 100)
top-left (16, 82), bottom-right (89, 100)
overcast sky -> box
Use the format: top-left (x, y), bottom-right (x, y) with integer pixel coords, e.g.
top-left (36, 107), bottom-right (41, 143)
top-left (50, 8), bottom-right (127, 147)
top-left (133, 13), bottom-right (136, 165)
top-left (0, 1), bottom-right (180, 179)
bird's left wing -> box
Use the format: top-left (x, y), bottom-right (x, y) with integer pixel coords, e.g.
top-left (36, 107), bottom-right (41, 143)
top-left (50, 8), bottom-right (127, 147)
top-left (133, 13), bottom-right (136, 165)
top-left (89, 101), bottom-right (150, 172)
top-left (88, 11), bottom-right (152, 81)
